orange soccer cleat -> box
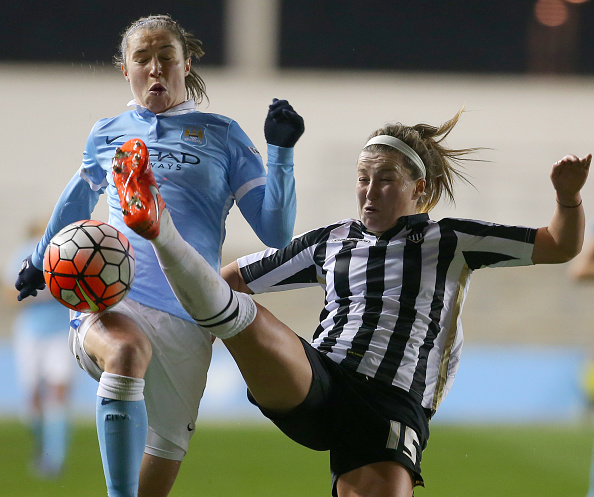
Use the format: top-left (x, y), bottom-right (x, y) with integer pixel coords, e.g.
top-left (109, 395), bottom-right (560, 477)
top-left (112, 139), bottom-right (165, 240)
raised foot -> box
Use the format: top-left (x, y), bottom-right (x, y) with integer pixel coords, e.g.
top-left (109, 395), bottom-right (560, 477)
top-left (111, 139), bottom-right (165, 240)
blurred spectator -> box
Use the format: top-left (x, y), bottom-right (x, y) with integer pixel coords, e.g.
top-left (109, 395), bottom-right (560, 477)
top-left (3, 220), bottom-right (73, 478)
top-left (568, 225), bottom-right (594, 497)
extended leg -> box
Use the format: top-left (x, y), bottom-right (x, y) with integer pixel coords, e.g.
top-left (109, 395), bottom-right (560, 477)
top-left (336, 462), bottom-right (414, 497)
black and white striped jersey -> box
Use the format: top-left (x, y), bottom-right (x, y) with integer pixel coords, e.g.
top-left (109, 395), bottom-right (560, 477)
top-left (238, 213), bottom-right (537, 413)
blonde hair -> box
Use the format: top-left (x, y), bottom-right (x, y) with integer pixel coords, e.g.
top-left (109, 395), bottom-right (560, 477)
top-left (114, 14), bottom-right (208, 104)
top-left (365, 108), bottom-right (476, 213)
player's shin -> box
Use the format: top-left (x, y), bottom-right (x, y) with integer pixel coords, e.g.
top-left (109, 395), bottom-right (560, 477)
top-left (151, 210), bottom-right (256, 339)
top-left (96, 372), bottom-right (147, 497)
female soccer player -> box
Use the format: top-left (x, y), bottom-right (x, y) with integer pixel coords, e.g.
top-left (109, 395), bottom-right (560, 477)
top-left (6, 220), bottom-right (73, 478)
top-left (15, 14), bottom-right (304, 497)
top-left (115, 109), bottom-right (588, 496)
top-left (113, 110), bottom-right (590, 497)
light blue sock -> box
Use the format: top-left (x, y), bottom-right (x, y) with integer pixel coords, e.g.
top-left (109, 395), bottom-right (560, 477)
top-left (96, 373), bottom-right (147, 497)
top-left (40, 404), bottom-right (69, 475)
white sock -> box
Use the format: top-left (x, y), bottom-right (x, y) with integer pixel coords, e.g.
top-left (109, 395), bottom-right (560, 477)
top-left (152, 210), bottom-right (256, 339)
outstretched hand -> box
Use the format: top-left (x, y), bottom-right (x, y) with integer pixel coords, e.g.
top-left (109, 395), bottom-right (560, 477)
top-left (15, 255), bottom-right (45, 301)
top-left (264, 98), bottom-right (305, 148)
top-left (551, 154), bottom-right (592, 205)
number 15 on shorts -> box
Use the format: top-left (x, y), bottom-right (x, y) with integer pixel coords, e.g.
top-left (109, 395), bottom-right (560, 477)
top-left (386, 421), bottom-right (420, 465)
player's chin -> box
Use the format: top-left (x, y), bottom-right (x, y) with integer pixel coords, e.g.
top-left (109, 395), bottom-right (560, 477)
top-left (361, 213), bottom-right (383, 231)
top-left (144, 95), bottom-right (170, 114)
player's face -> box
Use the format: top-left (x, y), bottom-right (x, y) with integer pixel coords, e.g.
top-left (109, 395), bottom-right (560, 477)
top-left (356, 150), bottom-right (425, 235)
top-left (122, 28), bottom-right (190, 114)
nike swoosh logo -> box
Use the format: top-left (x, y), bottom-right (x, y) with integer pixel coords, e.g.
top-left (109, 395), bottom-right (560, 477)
top-left (106, 135), bottom-right (125, 145)
top-left (76, 281), bottom-right (100, 312)
top-left (187, 423), bottom-right (195, 432)
top-left (149, 185), bottom-right (161, 222)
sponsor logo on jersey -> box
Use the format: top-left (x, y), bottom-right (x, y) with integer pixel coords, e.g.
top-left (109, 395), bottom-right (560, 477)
top-left (181, 126), bottom-right (206, 145)
top-left (143, 150), bottom-right (202, 171)
top-left (248, 146), bottom-right (261, 157)
top-left (332, 237), bottom-right (371, 244)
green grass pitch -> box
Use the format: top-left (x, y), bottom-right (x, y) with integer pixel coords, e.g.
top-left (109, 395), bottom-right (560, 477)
top-left (0, 420), bottom-right (592, 496)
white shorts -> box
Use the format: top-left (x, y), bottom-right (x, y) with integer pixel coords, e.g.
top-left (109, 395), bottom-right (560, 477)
top-left (14, 330), bottom-right (74, 393)
top-left (68, 297), bottom-right (212, 460)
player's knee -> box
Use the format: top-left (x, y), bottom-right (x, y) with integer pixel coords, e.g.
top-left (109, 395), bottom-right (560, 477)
top-left (195, 290), bottom-right (256, 340)
top-left (104, 334), bottom-right (152, 375)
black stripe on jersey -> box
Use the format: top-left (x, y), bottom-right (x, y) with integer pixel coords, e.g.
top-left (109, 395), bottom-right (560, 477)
top-left (312, 299), bottom-right (330, 341)
top-left (272, 265), bottom-right (318, 287)
top-left (375, 233), bottom-right (423, 380)
top-left (342, 240), bottom-right (388, 367)
top-left (442, 218), bottom-right (536, 243)
top-left (318, 223), bottom-right (362, 354)
top-left (462, 250), bottom-right (518, 270)
top-left (240, 225), bottom-right (332, 285)
top-left (311, 228), bottom-right (338, 342)
top-left (409, 224), bottom-right (458, 396)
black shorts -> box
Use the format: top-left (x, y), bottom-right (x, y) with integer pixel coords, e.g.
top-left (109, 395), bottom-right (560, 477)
top-left (248, 338), bottom-right (430, 495)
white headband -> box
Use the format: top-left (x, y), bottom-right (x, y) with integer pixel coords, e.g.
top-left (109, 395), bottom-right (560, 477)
top-left (363, 135), bottom-right (426, 178)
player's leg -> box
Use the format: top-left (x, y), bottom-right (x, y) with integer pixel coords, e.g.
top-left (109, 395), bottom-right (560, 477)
top-left (77, 310), bottom-right (152, 497)
top-left (150, 209), bottom-right (312, 411)
top-left (38, 334), bottom-right (74, 476)
top-left (336, 462), bottom-right (413, 497)
top-left (112, 139), bottom-right (312, 410)
top-left (223, 304), bottom-right (313, 412)
top-left (39, 382), bottom-right (70, 476)
top-left (13, 329), bottom-right (44, 473)
top-left (138, 455), bottom-right (181, 497)
top-left (135, 301), bottom-right (212, 497)
top-left (30, 386), bottom-right (43, 472)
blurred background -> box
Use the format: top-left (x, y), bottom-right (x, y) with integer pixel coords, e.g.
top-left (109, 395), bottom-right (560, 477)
top-left (2, 0), bottom-right (594, 494)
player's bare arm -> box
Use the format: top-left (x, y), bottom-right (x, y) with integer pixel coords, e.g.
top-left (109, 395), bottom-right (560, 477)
top-left (221, 260), bottom-right (253, 294)
top-left (532, 153), bottom-right (591, 265)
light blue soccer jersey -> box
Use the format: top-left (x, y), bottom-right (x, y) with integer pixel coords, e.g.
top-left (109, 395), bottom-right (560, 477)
top-left (32, 100), bottom-right (296, 322)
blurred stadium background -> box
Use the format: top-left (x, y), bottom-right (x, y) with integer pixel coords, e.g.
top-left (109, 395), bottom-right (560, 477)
top-left (2, 1), bottom-right (594, 495)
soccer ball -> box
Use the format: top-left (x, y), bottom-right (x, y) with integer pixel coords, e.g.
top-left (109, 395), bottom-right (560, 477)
top-left (43, 220), bottom-right (135, 312)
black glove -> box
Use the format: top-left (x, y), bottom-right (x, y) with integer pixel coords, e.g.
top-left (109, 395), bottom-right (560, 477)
top-left (264, 98), bottom-right (305, 148)
top-left (15, 255), bottom-right (45, 301)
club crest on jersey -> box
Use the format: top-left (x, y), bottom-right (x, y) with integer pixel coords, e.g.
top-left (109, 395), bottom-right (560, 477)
top-left (181, 126), bottom-right (206, 145)
top-left (407, 232), bottom-right (425, 243)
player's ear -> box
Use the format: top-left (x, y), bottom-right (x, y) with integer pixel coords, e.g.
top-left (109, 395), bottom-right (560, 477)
top-left (413, 179), bottom-right (426, 200)
top-left (122, 64), bottom-right (130, 82)
top-left (184, 58), bottom-right (191, 76)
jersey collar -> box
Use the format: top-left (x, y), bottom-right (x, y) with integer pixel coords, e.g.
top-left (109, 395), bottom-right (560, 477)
top-left (359, 213), bottom-right (429, 239)
top-left (127, 99), bottom-right (196, 117)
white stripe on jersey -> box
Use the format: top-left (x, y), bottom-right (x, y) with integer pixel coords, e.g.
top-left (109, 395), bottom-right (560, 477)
top-left (235, 177), bottom-right (267, 203)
